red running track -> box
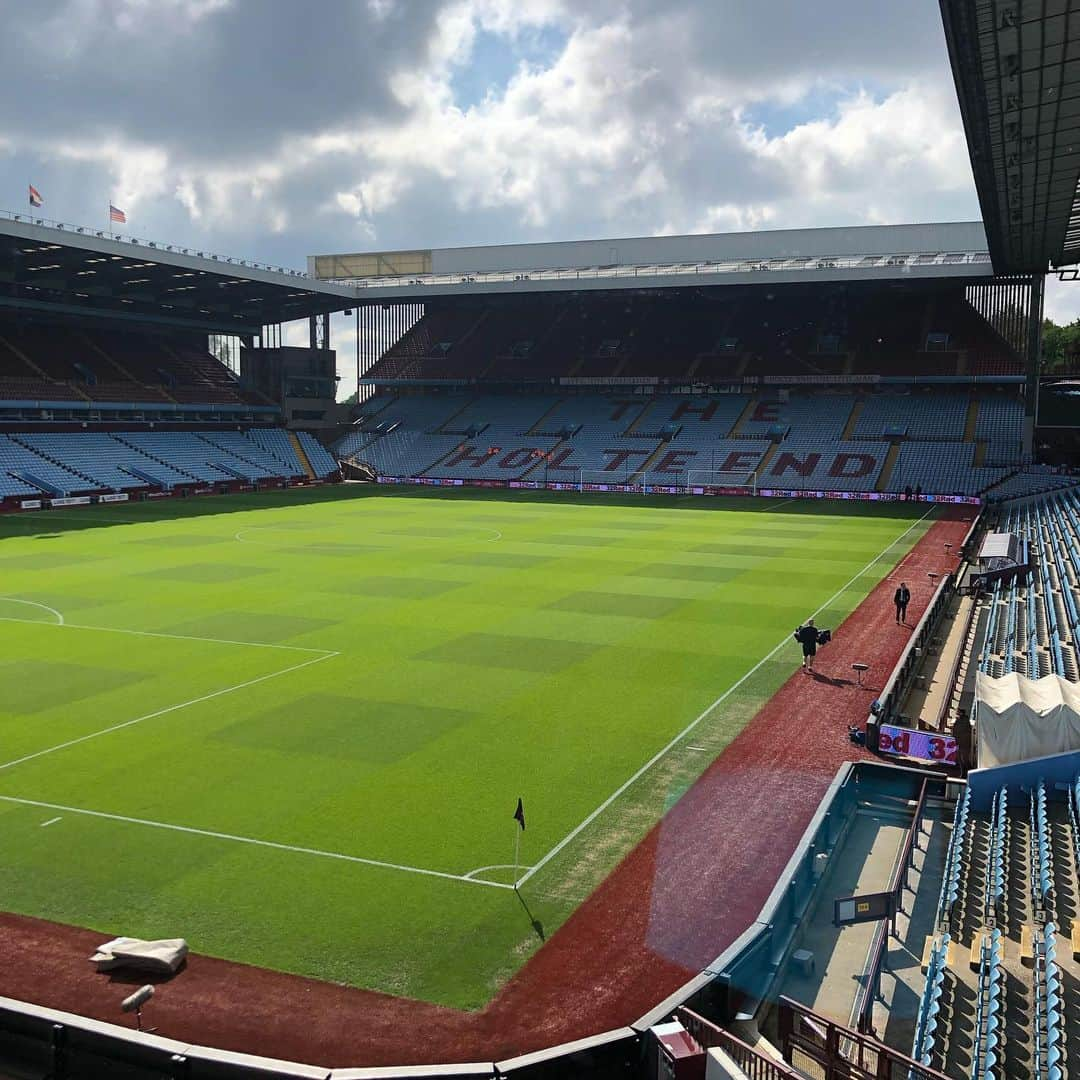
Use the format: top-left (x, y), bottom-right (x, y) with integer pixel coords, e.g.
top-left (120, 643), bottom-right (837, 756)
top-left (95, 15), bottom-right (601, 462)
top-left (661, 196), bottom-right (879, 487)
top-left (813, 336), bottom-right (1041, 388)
top-left (0, 507), bottom-right (976, 1068)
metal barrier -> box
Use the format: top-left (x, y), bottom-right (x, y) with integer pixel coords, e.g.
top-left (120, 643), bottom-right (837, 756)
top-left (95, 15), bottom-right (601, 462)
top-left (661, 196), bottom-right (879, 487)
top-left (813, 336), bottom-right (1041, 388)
top-left (677, 1008), bottom-right (803, 1080)
top-left (867, 571), bottom-right (957, 732)
top-left (778, 996), bottom-right (951, 1080)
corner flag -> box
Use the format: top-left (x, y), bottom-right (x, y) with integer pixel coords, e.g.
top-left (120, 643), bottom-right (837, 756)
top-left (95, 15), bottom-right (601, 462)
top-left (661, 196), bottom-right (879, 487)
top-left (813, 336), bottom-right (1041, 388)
top-left (513, 798), bottom-right (525, 831)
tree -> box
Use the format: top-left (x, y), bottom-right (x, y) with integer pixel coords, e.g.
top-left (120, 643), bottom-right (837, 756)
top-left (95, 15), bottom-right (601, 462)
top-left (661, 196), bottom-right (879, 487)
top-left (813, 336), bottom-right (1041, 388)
top-left (1042, 317), bottom-right (1080, 373)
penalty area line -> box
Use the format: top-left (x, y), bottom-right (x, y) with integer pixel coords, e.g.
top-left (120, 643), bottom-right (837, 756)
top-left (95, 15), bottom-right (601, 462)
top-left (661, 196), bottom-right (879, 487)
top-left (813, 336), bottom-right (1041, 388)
top-left (515, 505), bottom-right (936, 890)
top-left (0, 613), bottom-right (333, 655)
top-left (0, 597), bottom-right (64, 624)
top-left (0, 794), bottom-right (514, 890)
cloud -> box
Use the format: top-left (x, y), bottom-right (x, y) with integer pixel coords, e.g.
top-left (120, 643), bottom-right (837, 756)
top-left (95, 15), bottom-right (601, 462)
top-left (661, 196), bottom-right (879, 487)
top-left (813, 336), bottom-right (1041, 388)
top-left (0, 0), bottom-right (990, 398)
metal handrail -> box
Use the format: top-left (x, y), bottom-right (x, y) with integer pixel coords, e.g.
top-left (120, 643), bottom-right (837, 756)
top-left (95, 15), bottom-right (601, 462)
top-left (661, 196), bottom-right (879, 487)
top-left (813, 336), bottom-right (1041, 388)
top-left (677, 1007), bottom-right (804, 1079)
top-left (779, 995), bottom-right (952, 1080)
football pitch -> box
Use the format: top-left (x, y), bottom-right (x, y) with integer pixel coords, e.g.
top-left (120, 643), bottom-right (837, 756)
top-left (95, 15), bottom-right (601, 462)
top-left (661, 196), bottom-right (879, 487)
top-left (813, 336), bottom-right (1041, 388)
top-left (0, 486), bottom-right (932, 1009)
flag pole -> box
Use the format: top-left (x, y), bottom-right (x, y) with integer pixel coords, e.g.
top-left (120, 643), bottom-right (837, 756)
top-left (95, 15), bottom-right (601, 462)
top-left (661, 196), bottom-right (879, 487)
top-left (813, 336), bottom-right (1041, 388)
top-left (513, 824), bottom-right (520, 892)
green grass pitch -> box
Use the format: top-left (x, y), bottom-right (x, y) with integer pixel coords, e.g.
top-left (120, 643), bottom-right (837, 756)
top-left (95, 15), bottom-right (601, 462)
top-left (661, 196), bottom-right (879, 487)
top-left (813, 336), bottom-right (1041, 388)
top-left (0, 486), bottom-right (931, 1009)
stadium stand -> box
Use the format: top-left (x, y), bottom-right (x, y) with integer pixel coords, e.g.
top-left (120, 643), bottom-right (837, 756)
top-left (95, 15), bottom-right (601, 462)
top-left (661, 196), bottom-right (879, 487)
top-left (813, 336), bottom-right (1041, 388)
top-left (338, 387), bottom-right (1030, 496)
top-left (901, 767), bottom-right (1080, 1080)
top-left (295, 430), bottom-right (339, 478)
top-left (362, 285), bottom-right (1023, 383)
top-left (0, 433), bottom-right (96, 495)
top-left (0, 429), bottom-right (337, 503)
top-left (978, 489), bottom-right (1080, 681)
top-left (0, 321), bottom-right (262, 406)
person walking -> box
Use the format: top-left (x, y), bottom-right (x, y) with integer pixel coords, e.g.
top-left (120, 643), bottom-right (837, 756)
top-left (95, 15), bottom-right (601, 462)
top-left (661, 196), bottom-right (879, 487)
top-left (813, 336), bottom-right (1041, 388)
top-left (795, 618), bottom-right (819, 672)
top-left (894, 581), bottom-right (911, 625)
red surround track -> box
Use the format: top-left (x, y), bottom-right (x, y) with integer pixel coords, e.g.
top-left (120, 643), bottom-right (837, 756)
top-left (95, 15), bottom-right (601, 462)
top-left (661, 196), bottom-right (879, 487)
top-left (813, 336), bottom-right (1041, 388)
top-left (0, 506), bottom-right (976, 1068)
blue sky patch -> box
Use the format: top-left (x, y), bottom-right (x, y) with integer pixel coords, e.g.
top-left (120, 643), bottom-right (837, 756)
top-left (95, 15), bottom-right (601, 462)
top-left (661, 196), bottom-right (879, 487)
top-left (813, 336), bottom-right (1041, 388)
top-left (450, 25), bottom-right (567, 110)
top-left (741, 79), bottom-right (891, 138)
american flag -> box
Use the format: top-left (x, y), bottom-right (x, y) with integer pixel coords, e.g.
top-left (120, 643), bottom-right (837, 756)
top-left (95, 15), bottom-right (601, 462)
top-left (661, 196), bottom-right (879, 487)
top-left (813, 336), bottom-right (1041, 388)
top-left (28, 185), bottom-right (42, 208)
top-left (109, 203), bottom-right (126, 224)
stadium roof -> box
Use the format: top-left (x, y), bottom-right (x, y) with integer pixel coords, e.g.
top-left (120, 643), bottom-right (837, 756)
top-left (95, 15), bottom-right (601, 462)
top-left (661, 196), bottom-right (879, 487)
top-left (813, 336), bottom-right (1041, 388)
top-left (0, 213), bottom-right (355, 336)
top-left (942, 0), bottom-right (1080, 272)
top-left (309, 221), bottom-right (996, 302)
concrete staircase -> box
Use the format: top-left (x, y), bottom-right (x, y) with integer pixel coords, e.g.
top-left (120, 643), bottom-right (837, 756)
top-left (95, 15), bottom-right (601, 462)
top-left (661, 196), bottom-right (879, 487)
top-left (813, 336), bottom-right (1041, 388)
top-left (288, 431), bottom-right (316, 479)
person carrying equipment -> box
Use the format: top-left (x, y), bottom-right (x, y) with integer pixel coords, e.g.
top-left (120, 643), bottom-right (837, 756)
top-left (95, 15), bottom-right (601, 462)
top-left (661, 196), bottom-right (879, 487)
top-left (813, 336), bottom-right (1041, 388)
top-left (795, 618), bottom-right (820, 672)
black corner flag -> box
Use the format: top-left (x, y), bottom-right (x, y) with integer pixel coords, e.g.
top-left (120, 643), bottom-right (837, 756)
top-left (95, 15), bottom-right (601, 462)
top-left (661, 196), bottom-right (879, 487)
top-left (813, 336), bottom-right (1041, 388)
top-left (513, 797), bottom-right (526, 831)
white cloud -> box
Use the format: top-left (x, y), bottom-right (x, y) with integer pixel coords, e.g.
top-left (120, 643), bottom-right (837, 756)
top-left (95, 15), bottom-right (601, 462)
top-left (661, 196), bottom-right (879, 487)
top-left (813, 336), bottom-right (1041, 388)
top-left (0, 0), bottom-right (999, 393)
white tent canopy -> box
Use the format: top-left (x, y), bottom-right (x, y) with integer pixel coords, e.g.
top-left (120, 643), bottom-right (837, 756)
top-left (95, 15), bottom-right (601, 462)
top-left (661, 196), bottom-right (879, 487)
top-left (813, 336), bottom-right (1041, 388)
top-left (976, 672), bottom-right (1080, 768)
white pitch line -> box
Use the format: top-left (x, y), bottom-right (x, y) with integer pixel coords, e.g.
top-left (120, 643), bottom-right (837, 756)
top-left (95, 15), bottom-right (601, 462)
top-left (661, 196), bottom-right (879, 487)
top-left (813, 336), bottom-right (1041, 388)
top-left (515, 506), bottom-right (936, 889)
top-left (0, 614), bottom-right (332, 655)
top-left (0, 597), bottom-right (64, 625)
top-left (40, 816), bottom-right (62, 828)
top-left (462, 862), bottom-right (533, 880)
top-left (0, 650), bottom-right (338, 775)
top-left (0, 794), bottom-right (513, 890)
top-left (761, 497), bottom-right (797, 512)
top-left (234, 526), bottom-right (502, 548)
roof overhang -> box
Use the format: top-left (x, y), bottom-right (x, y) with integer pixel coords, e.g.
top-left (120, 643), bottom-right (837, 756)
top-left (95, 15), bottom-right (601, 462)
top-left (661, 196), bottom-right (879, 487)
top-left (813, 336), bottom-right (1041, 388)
top-left (0, 216), bottom-right (356, 334)
top-left (310, 221), bottom-right (994, 302)
top-left (941, 0), bottom-right (1080, 271)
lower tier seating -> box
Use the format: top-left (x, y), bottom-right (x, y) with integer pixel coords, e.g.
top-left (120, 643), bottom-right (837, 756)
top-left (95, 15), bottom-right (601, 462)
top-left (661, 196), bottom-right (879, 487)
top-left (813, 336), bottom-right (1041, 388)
top-left (0, 429), bottom-right (338, 500)
top-left (337, 389), bottom-right (1031, 496)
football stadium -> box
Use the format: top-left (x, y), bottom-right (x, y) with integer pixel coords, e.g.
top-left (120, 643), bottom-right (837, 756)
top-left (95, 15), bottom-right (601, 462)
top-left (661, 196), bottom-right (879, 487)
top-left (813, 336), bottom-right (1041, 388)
top-left (1, 2), bottom-right (1080, 1079)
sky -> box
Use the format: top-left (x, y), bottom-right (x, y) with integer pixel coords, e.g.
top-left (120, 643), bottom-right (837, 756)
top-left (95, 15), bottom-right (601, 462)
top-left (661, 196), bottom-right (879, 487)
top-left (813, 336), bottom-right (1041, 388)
top-left (0, 0), bottom-right (1075, 399)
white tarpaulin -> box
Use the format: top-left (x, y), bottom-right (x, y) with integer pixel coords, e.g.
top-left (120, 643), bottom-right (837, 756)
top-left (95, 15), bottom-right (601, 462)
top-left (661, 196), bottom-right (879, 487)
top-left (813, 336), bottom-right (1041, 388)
top-left (976, 672), bottom-right (1080, 767)
top-left (90, 936), bottom-right (188, 974)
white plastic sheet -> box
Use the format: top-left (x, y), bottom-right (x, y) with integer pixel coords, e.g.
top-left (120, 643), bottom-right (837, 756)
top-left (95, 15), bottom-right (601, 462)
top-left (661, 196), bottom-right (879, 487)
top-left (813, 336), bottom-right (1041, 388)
top-left (975, 672), bottom-right (1080, 767)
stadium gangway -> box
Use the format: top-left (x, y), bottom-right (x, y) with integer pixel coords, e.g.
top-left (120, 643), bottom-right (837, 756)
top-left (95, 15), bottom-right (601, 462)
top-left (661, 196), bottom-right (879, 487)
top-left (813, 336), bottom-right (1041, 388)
top-left (1035, 535), bottom-right (1063, 661)
top-left (1029, 780), bottom-right (1055, 919)
top-left (980, 581), bottom-right (1003, 675)
top-left (1033, 922), bottom-right (1064, 1080)
top-left (910, 932), bottom-right (951, 1071)
top-left (1027, 574), bottom-right (1040, 677)
top-left (936, 785), bottom-right (972, 932)
top-left (1003, 576), bottom-right (1019, 674)
top-left (982, 788), bottom-right (1008, 927)
top-left (969, 929), bottom-right (1004, 1080)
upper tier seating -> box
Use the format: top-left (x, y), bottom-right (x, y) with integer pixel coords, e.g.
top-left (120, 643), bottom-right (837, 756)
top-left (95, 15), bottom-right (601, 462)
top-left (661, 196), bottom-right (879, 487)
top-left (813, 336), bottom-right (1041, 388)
top-left (364, 290), bottom-right (1023, 382)
top-left (0, 323), bottom-right (255, 406)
